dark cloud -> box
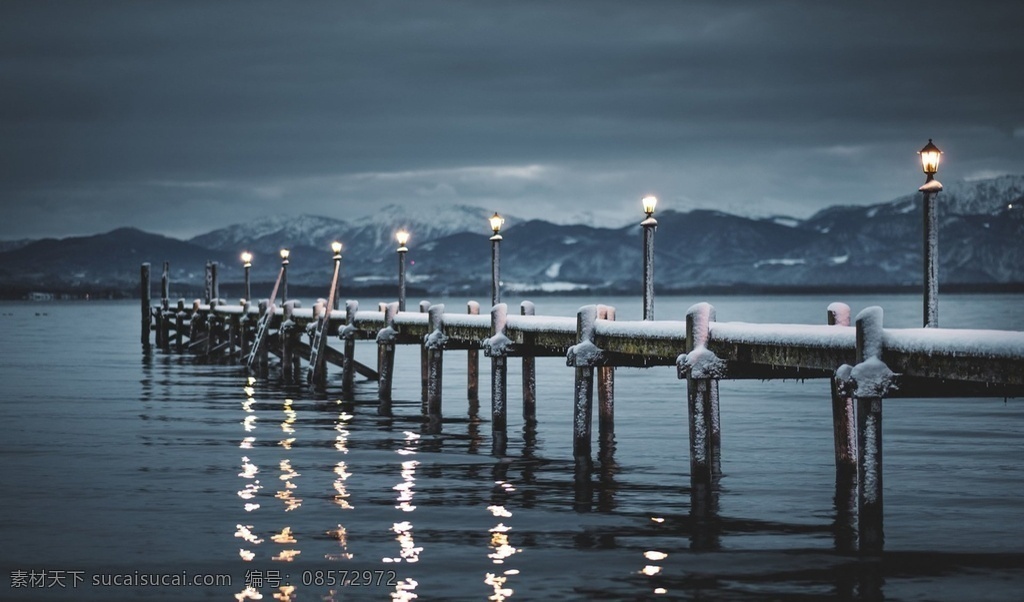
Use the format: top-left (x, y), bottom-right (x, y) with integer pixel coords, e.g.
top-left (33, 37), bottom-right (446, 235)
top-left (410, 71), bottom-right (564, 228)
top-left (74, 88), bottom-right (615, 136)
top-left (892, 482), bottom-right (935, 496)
top-left (2, 1), bottom-right (1022, 238)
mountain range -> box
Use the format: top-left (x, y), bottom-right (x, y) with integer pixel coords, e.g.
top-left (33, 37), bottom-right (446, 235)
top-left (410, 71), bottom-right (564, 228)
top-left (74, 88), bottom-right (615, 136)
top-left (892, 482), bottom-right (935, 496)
top-left (1, 176), bottom-right (1022, 299)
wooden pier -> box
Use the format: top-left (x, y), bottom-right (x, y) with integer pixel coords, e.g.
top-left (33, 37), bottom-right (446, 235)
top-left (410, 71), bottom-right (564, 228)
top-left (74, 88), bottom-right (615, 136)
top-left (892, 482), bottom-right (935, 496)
top-left (140, 260), bottom-right (1024, 554)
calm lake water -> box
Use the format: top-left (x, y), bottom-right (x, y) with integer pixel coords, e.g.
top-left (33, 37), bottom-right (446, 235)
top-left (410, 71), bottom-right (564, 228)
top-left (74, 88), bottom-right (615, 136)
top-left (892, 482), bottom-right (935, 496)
top-left (2, 293), bottom-right (1023, 601)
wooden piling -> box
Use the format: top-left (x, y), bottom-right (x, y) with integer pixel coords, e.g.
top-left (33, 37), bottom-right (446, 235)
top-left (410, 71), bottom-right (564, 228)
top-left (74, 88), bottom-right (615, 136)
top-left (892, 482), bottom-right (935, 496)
top-left (141, 263), bottom-right (151, 347)
top-left (281, 301), bottom-right (298, 383)
top-left (685, 303), bottom-right (715, 489)
top-left (204, 262), bottom-right (212, 304)
top-left (596, 304), bottom-right (615, 445)
top-left (521, 301), bottom-right (537, 424)
top-left (572, 305), bottom-right (598, 466)
top-left (240, 300), bottom-right (252, 360)
top-left (468, 301), bottom-right (480, 404)
top-left (490, 303), bottom-right (509, 449)
top-left (161, 261), bottom-right (169, 307)
top-left (378, 302), bottom-right (398, 407)
top-left (855, 306), bottom-right (887, 553)
top-left (257, 300), bottom-right (270, 376)
top-left (341, 300), bottom-right (358, 398)
top-left (419, 300), bottom-right (430, 408)
top-left (828, 303), bottom-right (857, 476)
top-left (175, 299), bottom-right (186, 352)
top-left (425, 304), bottom-right (446, 423)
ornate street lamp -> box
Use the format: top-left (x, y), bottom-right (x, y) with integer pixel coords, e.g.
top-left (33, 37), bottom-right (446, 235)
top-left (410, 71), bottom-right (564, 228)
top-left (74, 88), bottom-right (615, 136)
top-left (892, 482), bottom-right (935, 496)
top-left (641, 195), bottom-right (658, 320)
top-left (280, 248), bottom-right (290, 303)
top-left (241, 251), bottom-right (252, 302)
top-left (918, 139), bottom-right (943, 327)
top-left (331, 241), bottom-right (343, 310)
top-left (396, 230), bottom-right (410, 312)
top-left (489, 213), bottom-right (504, 307)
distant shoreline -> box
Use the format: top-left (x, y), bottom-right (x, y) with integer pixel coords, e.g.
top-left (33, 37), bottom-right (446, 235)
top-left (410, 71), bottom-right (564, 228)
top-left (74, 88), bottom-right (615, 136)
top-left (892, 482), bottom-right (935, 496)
top-left (3, 282), bottom-right (1023, 301)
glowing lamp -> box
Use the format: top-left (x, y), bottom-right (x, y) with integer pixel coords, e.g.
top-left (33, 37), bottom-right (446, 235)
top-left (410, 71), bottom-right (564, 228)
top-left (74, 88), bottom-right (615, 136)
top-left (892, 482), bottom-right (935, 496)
top-left (396, 230), bottom-right (410, 248)
top-left (641, 195), bottom-right (658, 217)
top-left (240, 251), bottom-right (252, 267)
top-left (280, 248), bottom-right (290, 260)
top-left (919, 139), bottom-right (941, 175)
top-left (489, 212), bottom-right (505, 234)
top-left (331, 242), bottom-right (343, 259)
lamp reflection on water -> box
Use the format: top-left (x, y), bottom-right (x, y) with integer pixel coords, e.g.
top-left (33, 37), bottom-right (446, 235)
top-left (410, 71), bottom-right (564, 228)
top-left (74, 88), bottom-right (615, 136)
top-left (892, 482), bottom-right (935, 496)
top-left (384, 431), bottom-right (422, 566)
top-left (640, 520), bottom-right (669, 595)
top-left (326, 406), bottom-right (355, 561)
top-left (485, 478), bottom-right (521, 600)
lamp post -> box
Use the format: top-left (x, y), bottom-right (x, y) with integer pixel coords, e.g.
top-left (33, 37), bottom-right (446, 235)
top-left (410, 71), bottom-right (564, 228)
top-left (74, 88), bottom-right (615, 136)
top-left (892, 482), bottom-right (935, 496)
top-left (641, 195), bottom-right (658, 320)
top-left (280, 248), bottom-right (290, 303)
top-left (331, 241), bottom-right (343, 310)
top-left (919, 139), bottom-right (943, 328)
top-left (241, 251), bottom-right (252, 302)
top-left (396, 230), bottom-right (410, 312)
top-left (489, 212), bottom-right (504, 307)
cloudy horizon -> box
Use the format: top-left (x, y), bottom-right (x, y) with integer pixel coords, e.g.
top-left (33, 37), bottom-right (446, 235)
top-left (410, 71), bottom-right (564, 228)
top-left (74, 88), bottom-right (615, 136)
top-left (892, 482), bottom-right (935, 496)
top-left (3, 1), bottom-right (1023, 240)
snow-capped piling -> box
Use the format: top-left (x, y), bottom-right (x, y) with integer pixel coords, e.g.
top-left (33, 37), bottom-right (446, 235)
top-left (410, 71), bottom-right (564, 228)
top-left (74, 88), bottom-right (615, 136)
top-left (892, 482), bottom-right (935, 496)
top-left (425, 304), bottom-right (447, 424)
top-left (827, 303), bottom-right (857, 478)
top-left (468, 301), bottom-right (480, 406)
top-left (597, 305), bottom-right (616, 447)
top-left (419, 300), bottom-right (430, 407)
top-left (685, 303), bottom-right (717, 489)
top-left (488, 303), bottom-right (509, 450)
top-left (854, 307), bottom-right (889, 553)
top-left (140, 263), bottom-right (151, 347)
top-left (341, 300), bottom-right (359, 398)
top-left (570, 305), bottom-right (599, 464)
top-left (522, 301), bottom-right (537, 424)
top-left (377, 302), bottom-right (399, 406)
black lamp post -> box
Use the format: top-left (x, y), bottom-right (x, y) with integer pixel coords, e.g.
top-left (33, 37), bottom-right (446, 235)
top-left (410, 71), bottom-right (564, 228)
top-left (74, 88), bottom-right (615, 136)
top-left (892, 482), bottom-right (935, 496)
top-left (396, 230), bottom-right (409, 312)
top-left (489, 213), bottom-right (504, 307)
top-left (641, 195), bottom-right (658, 320)
top-left (919, 139), bottom-right (943, 328)
top-left (280, 248), bottom-right (290, 303)
top-left (241, 251), bottom-right (252, 302)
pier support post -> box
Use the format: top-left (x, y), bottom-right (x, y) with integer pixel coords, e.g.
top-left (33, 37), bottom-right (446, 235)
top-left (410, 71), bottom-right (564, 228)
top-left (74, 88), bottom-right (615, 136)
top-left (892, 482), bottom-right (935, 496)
top-left (521, 301), bottom-right (537, 424)
top-left (597, 304), bottom-right (615, 452)
top-left (257, 300), bottom-right (270, 376)
top-left (685, 303), bottom-right (717, 493)
top-left (141, 263), bottom-right (151, 348)
top-left (341, 300), bottom-right (358, 399)
top-left (175, 299), bottom-right (186, 352)
top-left (419, 300), bottom-right (430, 409)
top-left (571, 305), bottom-right (599, 467)
top-left (828, 303), bottom-right (857, 475)
top-left (468, 301), bottom-right (480, 408)
top-left (281, 301), bottom-right (298, 383)
top-left (853, 306), bottom-right (889, 554)
top-left (240, 301), bottom-right (252, 361)
top-left (425, 304), bottom-right (447, 429)
top-left (159, 262), bottom-right (171, 350)
top-left (828, 302), bottom-right (858, 552)
top-left (489, 303), bottom-right (509, 454)
top-left (377, 302), bottom-right (398, 411)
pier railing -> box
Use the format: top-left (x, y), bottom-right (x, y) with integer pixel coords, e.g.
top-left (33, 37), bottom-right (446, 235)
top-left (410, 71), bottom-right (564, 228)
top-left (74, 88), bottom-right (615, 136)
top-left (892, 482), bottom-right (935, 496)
top-left (140, 261), bottom-right (1024, 554)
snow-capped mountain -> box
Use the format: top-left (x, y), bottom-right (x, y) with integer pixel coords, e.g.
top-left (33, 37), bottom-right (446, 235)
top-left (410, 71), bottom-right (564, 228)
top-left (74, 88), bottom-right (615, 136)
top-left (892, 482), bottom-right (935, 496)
top-left (2, 176), bottom-right (1022, 298)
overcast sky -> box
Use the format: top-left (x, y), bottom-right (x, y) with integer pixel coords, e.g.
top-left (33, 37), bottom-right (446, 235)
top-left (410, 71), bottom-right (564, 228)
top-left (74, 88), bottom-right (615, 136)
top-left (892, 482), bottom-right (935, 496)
top-left (2, 1), bottom-right (1023, 240)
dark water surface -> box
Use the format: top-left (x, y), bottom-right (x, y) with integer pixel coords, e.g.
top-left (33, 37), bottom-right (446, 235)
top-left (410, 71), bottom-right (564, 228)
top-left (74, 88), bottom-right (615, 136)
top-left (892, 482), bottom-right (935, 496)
top-left (2, 294), bottom-right (1023, 601)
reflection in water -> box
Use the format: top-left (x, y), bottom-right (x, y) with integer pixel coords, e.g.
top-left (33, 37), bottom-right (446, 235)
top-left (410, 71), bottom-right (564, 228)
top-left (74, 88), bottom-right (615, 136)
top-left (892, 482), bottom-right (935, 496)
top-left (641, 548), bottom-right (669, 595)
top-left (387, 431), bottom-right (421, 600)
top-left (327, 406), bottom-right (355, 561)
top-left (237, 377), bottom-right (262, 596)
top-left (273, 584), bottom-right (296, 601)
top-left (486, 465), bottom-right (521, 601)
top-left (385, 431), bottom-right (422, 565)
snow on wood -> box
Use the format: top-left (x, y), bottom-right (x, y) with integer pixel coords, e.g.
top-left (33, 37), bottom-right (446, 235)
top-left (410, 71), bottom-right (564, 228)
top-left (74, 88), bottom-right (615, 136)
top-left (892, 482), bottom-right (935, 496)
top-left (709, 322), bottom-right (857, 349)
